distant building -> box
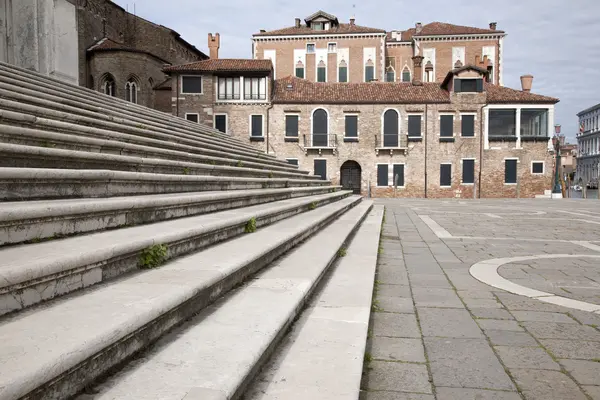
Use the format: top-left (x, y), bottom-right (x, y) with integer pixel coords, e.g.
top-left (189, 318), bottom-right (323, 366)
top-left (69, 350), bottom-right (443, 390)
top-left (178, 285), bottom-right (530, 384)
top-left (576, 103), bottom-right (600, 184)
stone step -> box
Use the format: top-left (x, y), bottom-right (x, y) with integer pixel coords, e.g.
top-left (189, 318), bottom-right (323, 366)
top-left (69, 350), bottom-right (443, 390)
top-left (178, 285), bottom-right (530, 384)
top-left (0, 143), bottom-right (315, 180)
top-left (0, 168), bottom-right (329, 201)
top-left (73, 200), bottom-right (373, 400)
top-left (246, 205), bottom-right (384, 400)
top-left (0, 196), bottom-right (363, 400)
top-left (0, 63), bottom-right (273, 160)
top-left (0, 96), bottom-right (295, 172)
top-left (0, 112), bottom-right (305, 175)
top-left (0, 191), bottom-right (352, 316)
top-left (0, 186), bottom-right (341, 245)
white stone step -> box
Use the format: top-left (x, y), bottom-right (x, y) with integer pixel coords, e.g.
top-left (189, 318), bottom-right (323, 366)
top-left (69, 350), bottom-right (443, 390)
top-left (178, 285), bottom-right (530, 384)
top-left (245, 205), bottom-right (384, 400)
top-left (74, 200), bottom-right (373, 400)
top-left (0, 107), bottom-right (305, 174)
top-left (0, 196), bottom-right (362, 400)
top-left (0, 186), bottom-right (341, 245)
top-left (0, 143), bottom-right (314, 180)
top-left (0, 191), bottom-right (352, 316)
top-left (0, 168), bottom-right (328, 201)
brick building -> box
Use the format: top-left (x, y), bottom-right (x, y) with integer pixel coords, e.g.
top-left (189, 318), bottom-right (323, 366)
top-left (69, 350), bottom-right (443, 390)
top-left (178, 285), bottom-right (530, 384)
top-left (252, 10), bottom-right (504, 85)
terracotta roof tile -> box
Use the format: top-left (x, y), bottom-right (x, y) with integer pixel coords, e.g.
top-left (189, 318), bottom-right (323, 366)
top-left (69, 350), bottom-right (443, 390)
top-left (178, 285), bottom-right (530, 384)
top-left (485, 83), bottom-right (559, 104)
top-left (163, 59), bottom-right (273, 73)
top-left (273, 76), bottom-right (450, 104)
top-left (415, 22), bottom-right (504, 36)
top-left (254, 23), bottom-right (385, 37)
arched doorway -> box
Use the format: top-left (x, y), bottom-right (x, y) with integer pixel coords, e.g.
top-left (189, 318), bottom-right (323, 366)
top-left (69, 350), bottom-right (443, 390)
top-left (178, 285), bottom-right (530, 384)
top-left (340, 160), bottom-right (362, 194)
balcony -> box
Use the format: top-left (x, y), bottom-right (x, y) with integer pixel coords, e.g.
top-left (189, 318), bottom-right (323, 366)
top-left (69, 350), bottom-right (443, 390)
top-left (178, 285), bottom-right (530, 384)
top-left (374, 133), bottom-right (408, 156)
top-left (302, 134), bottom-right (338, 155)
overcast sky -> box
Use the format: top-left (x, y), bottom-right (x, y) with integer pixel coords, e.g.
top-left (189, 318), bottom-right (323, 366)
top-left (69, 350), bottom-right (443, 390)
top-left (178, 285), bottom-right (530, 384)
top-left (114, 0), bottom-right (599, 142)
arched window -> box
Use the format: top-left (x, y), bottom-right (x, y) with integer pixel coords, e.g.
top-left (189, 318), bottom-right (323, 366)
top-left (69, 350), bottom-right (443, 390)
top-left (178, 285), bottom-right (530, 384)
top-left (401, 67), bottom-right (411, 82)
top-left (295, 61), bottom-right (304, 79)
top-left (125, 79), bottom-right (138, 103)
top-left (385, 66), bottom-right (395, 82)
top-left (382, 109), bottom-right (399, 147)
top-left (101, 74), bottom-right (116, 97)
top-left (424, 61), bottom-right (434, 82)
top-left (312, 108), bottom-right (329, 147)
top-left (365, 59), bottom-right (375, 82)
top-left (148, 77), bottom-right (155, 88)
top-left (317, 60), bottom-right (326, 82)
top-left (338, 59), bottom-right (348, 82)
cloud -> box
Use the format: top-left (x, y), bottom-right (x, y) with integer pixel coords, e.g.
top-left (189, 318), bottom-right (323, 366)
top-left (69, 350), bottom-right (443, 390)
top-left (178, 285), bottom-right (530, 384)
top-left (114, 0), bottom-right (600, 142)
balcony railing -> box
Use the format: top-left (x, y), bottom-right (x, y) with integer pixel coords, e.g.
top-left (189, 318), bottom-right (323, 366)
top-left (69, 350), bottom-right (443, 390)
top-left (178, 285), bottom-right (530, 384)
top-left (374, 133), bottom-right (408, 154)
top-left (303, 134), bottom-right (337, 149)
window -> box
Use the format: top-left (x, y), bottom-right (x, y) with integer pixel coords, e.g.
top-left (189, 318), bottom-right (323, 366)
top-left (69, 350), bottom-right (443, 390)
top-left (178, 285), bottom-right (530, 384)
top-left (125, 80), bottom-right (137, 103)
top-left (102, 75), bottom-right (116, 97)
top-left (181, 76), bottom-right (203, 94)
top-left (408, 115), bottom-right (422, 138)
top-left (214, 114), bottom-right (227, 133)
top-left (244, 77), bottom-right (267, 100)
top-left (505, 159), bottom-right (517, 184)
top-left (345, 115), bottom-right (358, 138)
top-left (425, 62), bottom-right (434, 82)
top-left (250, 115), bottom-right (263, 137)
top-left (295, 61), bottom-right (305, 79)
top-left (461, 115), bottom-right (475, 137)
top-left (462, 159), bottom-right (475, 184)
top-left (365, 61), bottom-right (375, 82)
top-left (454, 78), bottom-right (483, 93)
top-left (489, 109), bottom-right (516, 137)
top-left (440, 115), bottom-right (454, 137)
top-left (338, 60), bottom-right (348, 83)
top-left (317, 61), bottom-right (326, 82)
top-left (287, 158), bottom-right (299, 166)
top-left (402, 68), bottom-right (411, 82)
top-left (393, 164), bottom-right (405, 187)
top-left (307, 43), bottom-right (315, 53)
top-left (312, 22), bottom-right (323, 31)
top-left (328, 43), bottom-right (337, 53)
top-left (377, 164), bottom-right (389, 186)
top-left (385, 68), bottom-right (395, 82)
top-left (521, 109), bottom-right (548, 137)
top-left (185, 113), bottom-right (199, 123)
top-left (312, 108), bottom-right (328, 147)
top-left (217, 77), bottom-right (241, 100)
top-left (383, 109), bottom-right (399, 147)
top-left (440, 164), bottom-right (452, 187)
top-left (314, 159), bottom-right (327, 180)
top-left (486, 65), bottom-right (494, 83)
top-left (285, 115), bottom-right (299, 137)
top-left (531, 161), bottom-right (544, 174)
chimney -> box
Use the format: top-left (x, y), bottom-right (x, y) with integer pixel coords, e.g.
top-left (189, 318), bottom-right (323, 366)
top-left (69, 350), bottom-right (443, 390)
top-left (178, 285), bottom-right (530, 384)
top-left (260, 29), bottom-right (266, 33)
top-left (520, 75), bottom-right (533, 92)
top-left (411, 55), bottom-right (424, 85)
top-left (350, 16), bottom-right (355, 26)
top-left (415, 22), bottom-right (423, 34)
top-left (489, 21), bottom-right (497, 30)
top-left (208, 33), bottom-right (220, 59)
top-left (295, 18), bottom-right (301, 28)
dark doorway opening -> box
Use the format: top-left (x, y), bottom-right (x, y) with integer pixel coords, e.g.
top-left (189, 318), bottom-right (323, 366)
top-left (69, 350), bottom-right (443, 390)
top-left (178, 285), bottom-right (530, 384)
top-left (340, 160), bottom-right (362, 194)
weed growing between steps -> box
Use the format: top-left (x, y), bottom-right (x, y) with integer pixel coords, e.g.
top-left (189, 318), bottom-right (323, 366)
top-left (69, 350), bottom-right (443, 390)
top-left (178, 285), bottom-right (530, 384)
top-left (237, 161), bottom-right (243, 167)
top-left (139, 244), bottom-right (168, 269)
top-left (308, 202), bottom-right (317, 210)
top-left (337, 247), bottom-right (347, 257)
top-left (268, 172), bottom-right (274, 178)
top-left (182, 167), bottom-right (190, 175)
top-left (245, 217), bottom-right (257, 233)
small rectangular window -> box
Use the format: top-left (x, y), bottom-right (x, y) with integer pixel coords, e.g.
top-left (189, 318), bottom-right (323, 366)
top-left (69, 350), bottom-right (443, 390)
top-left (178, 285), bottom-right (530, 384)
top-left (314, 159), bottom-right (327, 180)
top-left (312, 23), bottom-right (323, 31)
top-left (251, 115), bottom-right (263, 137)
top-left (455, 78), bottom-right (483, 93)
top-left (181, 76), bottom-right (202, 94)
top-left (402, 70), bottom-right (411, 82)
top-left (214, 114), bottom-right (227, 133)
top-left (377, 164), bottom-right (389, 187)
top-left (317, 67), bottom-right (326, 82)
top-left (217, 77), bottom-right (240, 100)
top-left (295, 67), bottom-right (304, 79)
top-left (532, 161), bottom-right (544, 174)
top-left (244, 77), bottom-right (267, 100)
top-left (328, 43), bottom-right (337, 53)
top-left (440, 115), bottom-right (454, 137)
top-left (365, 66), bottom-right (374, 82)
top-left (392, 164), bottom-right (404, 187)
top-left (345, 115), bottom-right (358, 138)
top-left (461, 115), bottom-right (475, 137)
top-left (462, 159), bottom-right (475, 184)
top-left (505, 159), bottom-right (517, 184)
top-left (287, 159), bottom-right (299, 166)
top-left (185, 113), bottom-right (199, 123)
top-left (285, 115), bottom-right (299, 137)
top-left (306, 43), bottom-right (315, 53)
top-left (338, 67), bottom-right (348, 82)
top-left (408, 115), bottom-right (422, 137)
top-left (440, 164), bottom-right (452, 187)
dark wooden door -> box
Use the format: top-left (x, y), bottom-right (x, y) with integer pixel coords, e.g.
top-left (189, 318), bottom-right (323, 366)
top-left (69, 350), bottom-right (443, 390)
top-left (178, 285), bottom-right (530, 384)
top-left (340, 161), bottom-right (362, 194)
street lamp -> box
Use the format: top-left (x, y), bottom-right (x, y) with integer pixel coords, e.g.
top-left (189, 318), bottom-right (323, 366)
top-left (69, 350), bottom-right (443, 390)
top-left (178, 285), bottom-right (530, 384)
top-left (552, 135), bottom-right (562, 197)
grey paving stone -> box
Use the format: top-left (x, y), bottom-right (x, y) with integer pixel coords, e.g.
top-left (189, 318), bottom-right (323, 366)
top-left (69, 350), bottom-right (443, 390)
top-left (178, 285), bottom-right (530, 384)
top-left (523, 321), bottom-right (600, 341)
top-left (435, 387), bottom-right (521, 400)
top-left (509, 368), bottom-right (588, 400)
top-left (470, 308), bottom-right (514, 320)
top-left (539, 339), bottom-right (600, 360)
top-left (462, 298), bottom-right (503, 309)
top-left (494, 346), bottom-right (560, 370)
top-left (364, 361), bottom-right (432, 394)
top-left (566, 310), bottom-right (600, 326)
top-left (372, 312), bottom-right (420, 338)
top-left (559, 359), bottom-right (600, 385)
top-left (377, 269), bottom-right (409, 285)
top-left (424, 337), bottom-right (515, 390)
top-left (359, 391), bottom-right (435, 400)
top-left (477, 319), bottom-right (524, 332)
top-left (370, 337), bottom-right (426, 363)
top-left (378, 284), bottom-right (412, 298)
top-left (377, 296), bottom-right (415, 314)
top-left (494, 292), bottom-right (565, 312)
top-left (418, 308), bottom-right (483, 338)
top-left (408, 274), bottom-right (452, 289)
top-left (511, 311), bottom-right (578, 323)
top-left (583, 385), bottom-right (600, 400)
top-left (457, 290), bottom-right (497, 299)
top-left (412, 288), bottom-right (463, 308)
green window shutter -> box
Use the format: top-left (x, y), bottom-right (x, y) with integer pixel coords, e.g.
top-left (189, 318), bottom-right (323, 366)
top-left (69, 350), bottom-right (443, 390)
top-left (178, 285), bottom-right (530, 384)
top-left (285, 115), bottom-right (298, 137)
top-left (345, 116), bottom-right (358, 137)
top-left (317, 67), bottom-right (326, 82)
top-left (338, 67), bottom-right (347, 82)
top-left (476, 78), bottom-right (484, 92)
top-left (461, 115), bottom-right (475, 137)
top-left (462, 159), bottom-right (475, 184)
top-left (365, 66), bottom-right (374, 82)
top-left (454, 78), bottom-right (462, 93)
top-left (377, 164), bottom-right (389, 186)
top-left (295, 68), bottom-right (304, 79)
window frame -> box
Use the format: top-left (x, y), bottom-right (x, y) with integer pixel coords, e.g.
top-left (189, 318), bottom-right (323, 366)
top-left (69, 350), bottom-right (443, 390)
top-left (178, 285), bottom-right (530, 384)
top-left (385, 68), bottom-right (395, 82)
top-left (249, 114), bottom-right (264, 137)
top-left (381, 108), bottom-right (401, 148)
top-left (181, 75), bottom-right (203, 95)
top-left (286, 158), bottom-right (299, 166)
top-left (376, 163), bottom-right (389, 187)
top-left (454, 78), bottom-right (483, 93)
top-left (185, 113), bottom-right (199, 123)
top-left (306, 43), bottom-right (316, 54)
top-left (327, 42), bottom-right (337, 53)
top-left (217, 76), bottom-right (241, 101)
top-left (214, 113), bottom-right (228, 133)
top-left (407, 114), bottom-right (423, 138)
top-left (402, 69), bottom-right (411, 82)
top-left (440, 163), bottom-right (452, 188)
top-left (125, 80), bottom-right (137, 103)
top-left (531, 161), bottom-right (545, 175)
top-left (365, 65), bottom-right (375, 82)
top-left (504, 158), bottom-right (519, 185)
top-left (439, 113), bottom-right (455, 138)
top-left (243, 76), bottom-right (267, 101)
top-left (317, 65), bottom-right (327, 82)
top-left (460, 113), bottom-right (476, 138)
top-left (461, 158), bottom-right (476, 185)
top-left (392, 163), bottom-right (405, 188)
top-left (284, 113), bottom-right (300, 138)
top-left (314, 158), bottom-right (327, 180)
top-left (344, 114), bottom-right (359, 139)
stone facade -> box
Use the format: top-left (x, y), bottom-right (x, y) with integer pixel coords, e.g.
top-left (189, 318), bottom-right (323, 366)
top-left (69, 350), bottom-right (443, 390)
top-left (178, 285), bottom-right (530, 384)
top-left (576, 103), bottom-right (600, 185)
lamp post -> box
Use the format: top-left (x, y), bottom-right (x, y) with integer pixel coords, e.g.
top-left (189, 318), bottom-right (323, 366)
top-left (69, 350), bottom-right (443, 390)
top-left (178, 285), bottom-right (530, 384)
top-left (552, 134), bottom-right (562, 197)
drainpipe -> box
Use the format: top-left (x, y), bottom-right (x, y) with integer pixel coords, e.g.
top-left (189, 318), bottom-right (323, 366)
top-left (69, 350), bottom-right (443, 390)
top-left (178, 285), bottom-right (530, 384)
top-left (266, 102), bottom-right (274, 154)
top-left (424, 103), bottom-right (428, 198)
top-left (176, 74), bottom-right (180, 118)
top-left (478, 105), bottom-right (486, 198)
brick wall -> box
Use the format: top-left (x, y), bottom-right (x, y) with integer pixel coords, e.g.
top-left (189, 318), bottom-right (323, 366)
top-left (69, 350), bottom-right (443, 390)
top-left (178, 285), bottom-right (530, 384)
top-left (385, 45), bottom-right (414, 82)
top-left (170, 74), bottom-right (215, 124)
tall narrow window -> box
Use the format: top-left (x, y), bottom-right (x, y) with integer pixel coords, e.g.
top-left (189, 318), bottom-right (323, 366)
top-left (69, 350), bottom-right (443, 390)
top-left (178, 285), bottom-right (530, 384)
top-left (314, 159), bottom-right (327, 180)
top-left (393, 164), bottom-right (405, 187)
top-left (345, 115), bottom-right (358, 139)
top-left (440, 115), bottom-right (454, 137)
top-left (317, 60), bottom-right (326, 82)
top-left (295, 61), bottom-right (305, 79)
top-left (402, 67), bottom-right (411, 82)
top-left (425, 61), bottom-right (434, 82)
top-left (125, 80), bottom-right (137, 103)
top-left (440, 164), bottom-right (452, 187)
top-left (312, 108), bottom-right (328, 147)
top-left (461, 115), bottom-right (475, 137)
top-left (377, 164), bottom-right (389, 186)
top-left (462, 159), bottom-right (475, 184)
top-left (285, 115), bottom-right (299, 137)
top-left (217, 77), bottom-right (241, 100)
top-left (102, 75), bottom-right (116, 97)
top-left (338, 60), bottom-right (348, 83)
top-left (244, 77), bottom-right (267, 100)
top-left (214, 114), bottom-right (227, 133)
top-left (327, 43), bottom-right (337, 53)
top-left (383, 109), bottom-right (399, 147)
top-left (385, 67), bottom-right (395, 82)
top-left (408, 115), bottom-right (422, 138)
top-left (250, 115), bottom-right (263, 137)
top-left (306, 43), bottom-right (315, 53)
top-left (505, 159), bottom-right (517, 184)
top-left (365, 59), bottom-right (375, 82)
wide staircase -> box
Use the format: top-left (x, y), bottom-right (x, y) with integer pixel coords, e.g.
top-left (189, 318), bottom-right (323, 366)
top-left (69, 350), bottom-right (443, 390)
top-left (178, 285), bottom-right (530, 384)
top-left (0, 62), bottom-right (383, 400)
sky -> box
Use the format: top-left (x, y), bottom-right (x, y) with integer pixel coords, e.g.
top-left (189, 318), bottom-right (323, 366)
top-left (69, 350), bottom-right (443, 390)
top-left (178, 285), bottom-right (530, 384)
top-left (114, 0), bottom-right (600, 142)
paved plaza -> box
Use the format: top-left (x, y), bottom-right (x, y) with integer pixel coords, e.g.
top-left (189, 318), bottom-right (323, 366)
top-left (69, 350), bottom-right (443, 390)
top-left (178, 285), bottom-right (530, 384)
top-left (360, 199), bottom-right (600, 400)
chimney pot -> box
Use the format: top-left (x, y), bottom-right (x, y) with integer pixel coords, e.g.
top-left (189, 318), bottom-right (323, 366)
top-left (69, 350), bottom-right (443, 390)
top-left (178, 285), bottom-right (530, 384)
top-left (415, 22), bottom-right (423, 34)
top-left (260, 29), bottom-right (266, 33)
top-left (350, 17), bottom-right (355, 26)
top-left (411, 55), bottom-right (424, 85)
top-left (520, 75), bottom-right (533, 92)
top-left (489, 21), bottom-right (497, 30)
top-left (295, 18), bottom-right (301, 28)
top-left (207, 33), bottom-right (220, 59)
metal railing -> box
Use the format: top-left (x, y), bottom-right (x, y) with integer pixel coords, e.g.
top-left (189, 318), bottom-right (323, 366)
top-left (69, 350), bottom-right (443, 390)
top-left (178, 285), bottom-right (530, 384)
top-left (303, 134), bottom-right (337, 148)
top-left (374, 133), bottom-right (408, 148)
